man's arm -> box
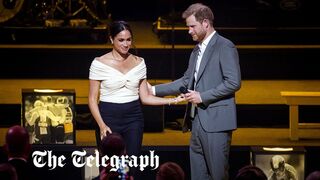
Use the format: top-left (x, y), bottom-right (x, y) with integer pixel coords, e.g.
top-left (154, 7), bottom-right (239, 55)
top-left (154, 78), bottom-right (185, 97)
top-left (151, 47), bottom-right (197, 97)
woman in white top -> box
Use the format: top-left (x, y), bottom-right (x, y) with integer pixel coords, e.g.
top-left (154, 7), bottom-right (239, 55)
top-left (89, 21), bottom-right (184, 159)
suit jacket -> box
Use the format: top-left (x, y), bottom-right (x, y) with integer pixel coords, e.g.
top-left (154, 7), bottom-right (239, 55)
top-left (155, 32), bottom-right (241, 133)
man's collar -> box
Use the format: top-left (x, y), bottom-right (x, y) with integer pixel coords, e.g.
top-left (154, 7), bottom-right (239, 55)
top-left (200, 30), bottom-right (216, 47)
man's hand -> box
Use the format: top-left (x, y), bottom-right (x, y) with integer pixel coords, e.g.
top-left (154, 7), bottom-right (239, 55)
top-left (185, 90), bottom-right (202, 104)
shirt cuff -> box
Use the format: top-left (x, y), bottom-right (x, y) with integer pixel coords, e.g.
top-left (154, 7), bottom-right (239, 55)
top-left (152, 86), bottom-right (156, 95)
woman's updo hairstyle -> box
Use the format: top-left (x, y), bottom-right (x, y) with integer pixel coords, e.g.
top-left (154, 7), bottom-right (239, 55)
top-left (109, 21), bottom-right (133, 39)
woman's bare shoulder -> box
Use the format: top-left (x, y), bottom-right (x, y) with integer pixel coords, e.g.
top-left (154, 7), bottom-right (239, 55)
top-left (131, 55), bottom-right (144, 64)
top-left (96, 53), bottom-right (113, 64)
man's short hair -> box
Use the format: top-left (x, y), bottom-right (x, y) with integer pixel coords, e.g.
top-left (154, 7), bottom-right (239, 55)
top-left (182, 3), bottom-right (214, 26)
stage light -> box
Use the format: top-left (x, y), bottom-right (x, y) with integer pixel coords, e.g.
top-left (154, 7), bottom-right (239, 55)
top-left (262, 147), bottom-right (294, 152)
top-left (34, 89), bottom-right (63, 93)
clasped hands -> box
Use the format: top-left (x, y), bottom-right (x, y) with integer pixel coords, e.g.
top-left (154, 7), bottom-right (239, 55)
top-left (146, 82), bottom-right (201, 104)
top-left (173, 90), bottom-right (202, 105)
top-left (180, 90), bottom-right (202, 104)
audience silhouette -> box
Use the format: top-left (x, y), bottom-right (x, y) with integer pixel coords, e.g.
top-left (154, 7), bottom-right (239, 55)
top-left (306, 170), bottom-right (320, 180)
top-left (99, 133), bottom-right (133, 180)
top-left (4, 125), bottom-right (31, 180)
top-left (156, 161), bottom-right (185, 180)
top-left (0, 162), bottom-right (18, 180)
top-left (235, 165), bottom-right (267, 180)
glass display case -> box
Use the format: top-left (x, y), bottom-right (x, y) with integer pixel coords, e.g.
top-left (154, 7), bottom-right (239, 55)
top-left (251, 146), bottom-right (305, 180)
top-left (22, 89), bottom-right (76, 145)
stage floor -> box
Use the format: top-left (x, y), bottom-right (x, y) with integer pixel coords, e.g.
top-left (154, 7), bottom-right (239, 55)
top-left (1, 128), bottom-right (319, 147)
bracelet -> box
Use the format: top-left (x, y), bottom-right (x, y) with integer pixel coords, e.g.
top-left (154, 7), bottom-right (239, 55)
top-left (173, 98), bottom-right (178, 104)
top-left (168, 98), bottom-right (178, 106)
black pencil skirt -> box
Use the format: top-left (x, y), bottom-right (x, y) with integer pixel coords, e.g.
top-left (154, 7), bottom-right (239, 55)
top-left (97, 100), bottom-right (144, 156)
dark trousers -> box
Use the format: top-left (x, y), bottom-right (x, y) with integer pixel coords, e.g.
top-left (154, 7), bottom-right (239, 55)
top-left (97, 100), bottom-right (144, 157)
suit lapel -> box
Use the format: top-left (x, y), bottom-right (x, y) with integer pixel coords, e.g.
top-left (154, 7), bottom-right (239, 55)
top-left (188, 46), bottom-right (200, 90)
top-left (195, 33), bottom-right (219, 85)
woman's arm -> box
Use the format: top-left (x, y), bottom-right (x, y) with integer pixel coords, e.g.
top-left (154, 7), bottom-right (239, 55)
top-left (139, 79), bottom-right (184, 105)
top-left (88, 80), bottom-right (112, 139)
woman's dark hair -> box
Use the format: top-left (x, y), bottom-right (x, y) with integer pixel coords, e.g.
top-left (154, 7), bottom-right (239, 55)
top-left (109, 21), bottom-right (133, 39)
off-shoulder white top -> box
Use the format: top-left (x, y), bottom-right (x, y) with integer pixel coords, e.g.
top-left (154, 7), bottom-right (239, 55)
top-left (89, 58), bottom-right (146, 103)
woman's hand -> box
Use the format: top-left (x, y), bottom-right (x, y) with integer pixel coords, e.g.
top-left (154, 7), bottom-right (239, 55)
top-left (175, 95), bottom-right (186, 103)
top-left (100, 125), bottom-right (112, 140)
top-left (169, 95), bottom-right (186, 105)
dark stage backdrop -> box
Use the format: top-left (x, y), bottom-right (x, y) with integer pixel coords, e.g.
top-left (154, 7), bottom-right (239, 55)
top-left (109, 0), bottom-right (320, 27)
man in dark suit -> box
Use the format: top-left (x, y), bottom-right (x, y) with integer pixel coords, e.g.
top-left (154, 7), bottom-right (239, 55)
top-left (152, 3), bottom-right (241, 180)
top-left (4, 125), bottom-right (31, 180)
